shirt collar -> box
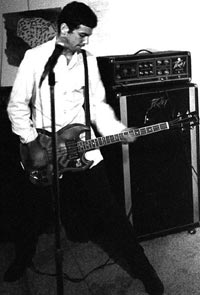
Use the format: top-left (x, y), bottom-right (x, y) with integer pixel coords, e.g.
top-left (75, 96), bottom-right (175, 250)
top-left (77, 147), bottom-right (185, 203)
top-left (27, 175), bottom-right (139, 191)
top-left (52, 36), bottom-right (83, 69)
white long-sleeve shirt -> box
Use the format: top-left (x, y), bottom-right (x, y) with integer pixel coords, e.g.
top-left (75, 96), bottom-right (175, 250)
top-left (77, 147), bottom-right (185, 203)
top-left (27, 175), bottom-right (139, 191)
top-left (7, 37), bottom-right (126, 167)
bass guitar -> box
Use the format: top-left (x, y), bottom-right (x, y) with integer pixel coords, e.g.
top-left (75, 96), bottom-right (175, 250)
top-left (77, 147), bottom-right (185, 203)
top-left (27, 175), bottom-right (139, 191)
top-left (20, 111), bottom-right (199, 186)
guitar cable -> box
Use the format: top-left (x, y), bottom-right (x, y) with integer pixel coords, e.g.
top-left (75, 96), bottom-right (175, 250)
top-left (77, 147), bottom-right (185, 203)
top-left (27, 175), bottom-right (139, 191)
top-left (30, 255), bottom-right (114, 282)
top-left (30, 246), bottom-right (115, 283)
top-left (30, 255), bottom-right (115, 295)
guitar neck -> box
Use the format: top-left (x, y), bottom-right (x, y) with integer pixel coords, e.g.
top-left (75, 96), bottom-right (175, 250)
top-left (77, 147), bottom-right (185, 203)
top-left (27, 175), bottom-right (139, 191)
top-left (78, 121), bottom-right (169, 152)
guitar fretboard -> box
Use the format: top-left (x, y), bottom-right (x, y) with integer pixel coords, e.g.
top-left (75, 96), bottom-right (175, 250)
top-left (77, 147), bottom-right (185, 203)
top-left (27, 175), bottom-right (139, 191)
top-left (78, 122), bottom-right (169, 152)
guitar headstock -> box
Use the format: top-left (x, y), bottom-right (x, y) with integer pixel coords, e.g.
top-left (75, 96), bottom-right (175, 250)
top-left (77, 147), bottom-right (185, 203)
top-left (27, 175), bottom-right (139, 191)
top-left (169, 111), bottom-right (199, 130)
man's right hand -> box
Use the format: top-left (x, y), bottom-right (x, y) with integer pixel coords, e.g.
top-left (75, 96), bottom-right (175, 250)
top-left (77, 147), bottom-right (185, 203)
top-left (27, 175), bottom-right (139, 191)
top-left (27, 137), bottom-right (48, 169)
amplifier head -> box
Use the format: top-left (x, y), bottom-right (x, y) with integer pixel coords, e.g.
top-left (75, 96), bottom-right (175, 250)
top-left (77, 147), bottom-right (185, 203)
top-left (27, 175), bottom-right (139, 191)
top-left (97, 50), bottom-right (191, 90)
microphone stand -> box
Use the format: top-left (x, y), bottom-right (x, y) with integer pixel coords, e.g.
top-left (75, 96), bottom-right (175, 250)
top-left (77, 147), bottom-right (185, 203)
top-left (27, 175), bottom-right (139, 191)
top-left (48, 69), bottom-right (64, 295)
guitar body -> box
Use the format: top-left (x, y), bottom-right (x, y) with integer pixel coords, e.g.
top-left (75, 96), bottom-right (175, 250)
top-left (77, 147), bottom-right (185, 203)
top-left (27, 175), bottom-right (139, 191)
top-left (20, 123), bottom-right (93, 186)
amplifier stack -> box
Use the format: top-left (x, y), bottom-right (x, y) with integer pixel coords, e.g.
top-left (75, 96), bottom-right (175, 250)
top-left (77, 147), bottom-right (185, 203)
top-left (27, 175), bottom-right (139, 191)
top-left (97, 50), bottom-right (199, 240)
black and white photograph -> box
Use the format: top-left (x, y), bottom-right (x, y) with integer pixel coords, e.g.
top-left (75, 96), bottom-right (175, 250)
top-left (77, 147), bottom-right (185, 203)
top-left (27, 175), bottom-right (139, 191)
top-left (0, 1), bottom-right (199, 294)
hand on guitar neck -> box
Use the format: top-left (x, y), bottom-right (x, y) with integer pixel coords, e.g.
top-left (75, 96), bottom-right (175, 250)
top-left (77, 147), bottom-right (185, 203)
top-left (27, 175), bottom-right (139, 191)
top-left (121, 127), bottom-right (137, 144)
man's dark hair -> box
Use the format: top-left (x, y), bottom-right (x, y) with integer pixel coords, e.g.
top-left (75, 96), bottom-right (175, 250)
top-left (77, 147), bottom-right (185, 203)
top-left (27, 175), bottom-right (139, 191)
top-left (57, 1), bottom-right (98, 33)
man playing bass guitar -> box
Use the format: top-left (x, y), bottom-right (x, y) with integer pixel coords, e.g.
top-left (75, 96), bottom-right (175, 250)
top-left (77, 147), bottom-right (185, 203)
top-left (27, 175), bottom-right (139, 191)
top-left (6, 2), bottom-right (164, 294)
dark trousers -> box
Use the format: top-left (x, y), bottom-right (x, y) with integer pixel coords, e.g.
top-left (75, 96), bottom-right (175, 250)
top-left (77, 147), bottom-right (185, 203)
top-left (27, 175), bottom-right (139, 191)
top-left (59, 161), bottom-right (149, 277)
top-left (2, 160), bottom-right (150, 277)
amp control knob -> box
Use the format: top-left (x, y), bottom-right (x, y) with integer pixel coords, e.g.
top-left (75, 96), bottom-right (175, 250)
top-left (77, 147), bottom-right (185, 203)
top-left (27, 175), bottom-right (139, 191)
top-left (157, 70), bottom-right (162, 75)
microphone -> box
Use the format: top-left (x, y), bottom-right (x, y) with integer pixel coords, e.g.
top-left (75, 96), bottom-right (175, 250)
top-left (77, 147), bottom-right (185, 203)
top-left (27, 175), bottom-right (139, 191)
top-left (39, 43), bottom-right (64, 88)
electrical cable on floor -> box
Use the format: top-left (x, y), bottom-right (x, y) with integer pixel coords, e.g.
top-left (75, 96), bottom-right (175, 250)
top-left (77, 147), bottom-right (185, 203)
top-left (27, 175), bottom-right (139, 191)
top-left (30, 256), bottom-right (115, 283)
top-left (29, 223), bottom-right (127, 295)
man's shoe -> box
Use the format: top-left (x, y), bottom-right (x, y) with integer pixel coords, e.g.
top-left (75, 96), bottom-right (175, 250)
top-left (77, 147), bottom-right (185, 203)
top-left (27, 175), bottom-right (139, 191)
top-left (3, 259), bottom-right (32, 282)
top-left (138, 266), bottom-right (164, 295)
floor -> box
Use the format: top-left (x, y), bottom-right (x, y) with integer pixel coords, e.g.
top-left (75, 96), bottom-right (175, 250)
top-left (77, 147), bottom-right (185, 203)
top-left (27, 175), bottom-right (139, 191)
top-left (1, 225), bottom-right (200, 295)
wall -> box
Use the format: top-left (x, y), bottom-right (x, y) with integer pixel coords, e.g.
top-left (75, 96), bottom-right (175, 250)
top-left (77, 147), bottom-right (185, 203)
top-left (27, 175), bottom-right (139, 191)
top-left (0, 0), bottom-right (199, 87)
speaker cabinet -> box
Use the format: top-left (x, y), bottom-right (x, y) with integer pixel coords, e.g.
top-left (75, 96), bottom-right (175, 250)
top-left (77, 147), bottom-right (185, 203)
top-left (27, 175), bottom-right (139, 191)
top-left (101, 83), bottom-right (200, 239)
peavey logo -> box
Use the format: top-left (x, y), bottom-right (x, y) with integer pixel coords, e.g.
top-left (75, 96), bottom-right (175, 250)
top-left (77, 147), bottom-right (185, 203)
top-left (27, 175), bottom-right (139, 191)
top-left (173, 57), bottom-right (185, 69)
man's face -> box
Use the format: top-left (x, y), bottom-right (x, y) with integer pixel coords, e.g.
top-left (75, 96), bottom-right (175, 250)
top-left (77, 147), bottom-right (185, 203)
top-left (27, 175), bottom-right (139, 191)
top-left (60, 24), bottom-right (93, 53)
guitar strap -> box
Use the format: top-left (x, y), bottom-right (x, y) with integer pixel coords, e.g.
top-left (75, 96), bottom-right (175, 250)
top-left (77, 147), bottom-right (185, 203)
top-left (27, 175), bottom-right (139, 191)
top-left (81, 49), bottom-right (91, 140)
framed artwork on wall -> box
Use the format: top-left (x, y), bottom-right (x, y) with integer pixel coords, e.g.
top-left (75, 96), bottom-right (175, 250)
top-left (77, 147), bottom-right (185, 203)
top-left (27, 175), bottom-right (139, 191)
top-left (1, 7), bottom-right (61, 86)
